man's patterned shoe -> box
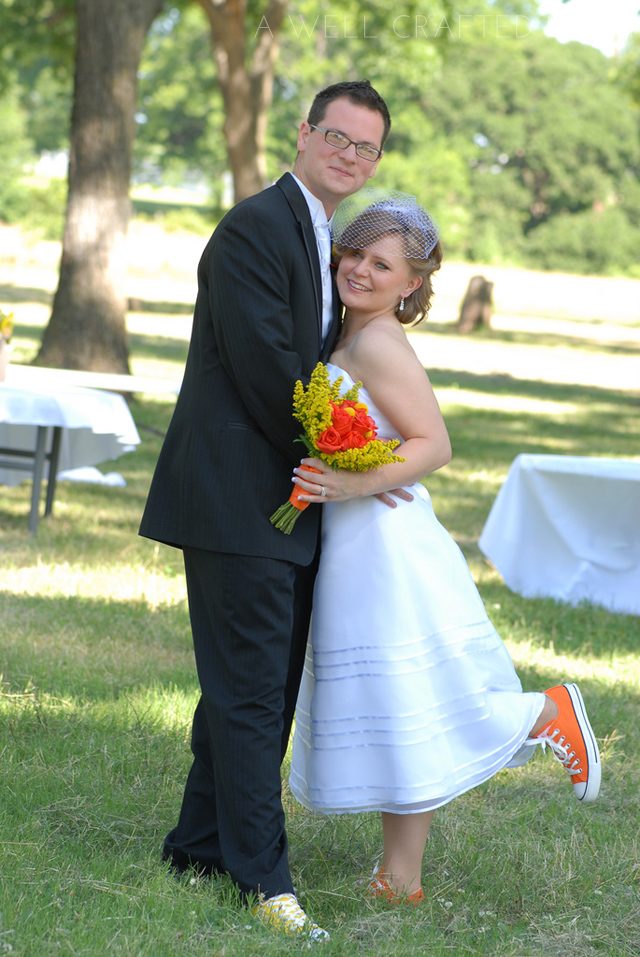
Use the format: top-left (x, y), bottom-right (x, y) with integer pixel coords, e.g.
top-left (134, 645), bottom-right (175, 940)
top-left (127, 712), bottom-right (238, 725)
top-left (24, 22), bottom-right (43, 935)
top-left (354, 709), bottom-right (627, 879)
top-left (252, 892), bottom-right (329, 941)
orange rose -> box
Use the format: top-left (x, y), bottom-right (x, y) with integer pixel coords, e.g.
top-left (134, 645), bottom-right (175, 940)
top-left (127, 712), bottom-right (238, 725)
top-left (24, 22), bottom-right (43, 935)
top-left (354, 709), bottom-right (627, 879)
top-left (316, 426), bottom-right (344, 453)
top-left (340, 430), bottom-right (368, 450)
top-left (352, 408), bottom-right (377, 437)
top-left (330, 402), bottom-right (356, 437)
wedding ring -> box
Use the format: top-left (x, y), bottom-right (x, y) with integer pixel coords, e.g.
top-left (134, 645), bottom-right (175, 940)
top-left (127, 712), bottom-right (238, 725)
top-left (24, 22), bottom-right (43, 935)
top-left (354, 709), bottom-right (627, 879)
top-left (320, 485), bottom-right (327, 497)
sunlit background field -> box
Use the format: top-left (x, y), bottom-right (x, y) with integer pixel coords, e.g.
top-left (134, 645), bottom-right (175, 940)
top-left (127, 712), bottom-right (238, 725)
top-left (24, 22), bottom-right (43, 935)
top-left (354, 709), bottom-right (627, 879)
top-left (1, 222), bottom-right (639, 956)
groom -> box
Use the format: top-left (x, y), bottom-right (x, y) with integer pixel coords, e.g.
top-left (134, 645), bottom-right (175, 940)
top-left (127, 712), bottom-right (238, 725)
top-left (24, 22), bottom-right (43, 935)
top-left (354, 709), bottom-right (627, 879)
top-left (139, 80), bottom-right (391, 937)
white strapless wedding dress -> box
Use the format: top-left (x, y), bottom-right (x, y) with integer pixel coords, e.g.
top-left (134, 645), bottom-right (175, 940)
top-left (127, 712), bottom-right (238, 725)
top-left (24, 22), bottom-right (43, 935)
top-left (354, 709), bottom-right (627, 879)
top-left (289, 363), bottom-right (545, 815)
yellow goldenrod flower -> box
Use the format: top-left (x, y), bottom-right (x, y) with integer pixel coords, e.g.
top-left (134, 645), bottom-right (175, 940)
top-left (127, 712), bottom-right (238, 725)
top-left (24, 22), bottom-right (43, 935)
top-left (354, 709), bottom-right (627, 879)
top-left (0, 310), bottom-right (14, 343)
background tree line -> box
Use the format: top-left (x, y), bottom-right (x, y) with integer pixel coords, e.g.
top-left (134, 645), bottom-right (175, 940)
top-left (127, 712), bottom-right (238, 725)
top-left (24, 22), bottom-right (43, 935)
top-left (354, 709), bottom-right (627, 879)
top-left (0, 0), bottom-right (638, 370)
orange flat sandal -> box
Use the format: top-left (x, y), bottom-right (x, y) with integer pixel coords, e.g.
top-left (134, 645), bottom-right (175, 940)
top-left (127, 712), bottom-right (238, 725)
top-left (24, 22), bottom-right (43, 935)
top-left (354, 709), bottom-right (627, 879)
top-left (367, 869), bottom-right (425, 905)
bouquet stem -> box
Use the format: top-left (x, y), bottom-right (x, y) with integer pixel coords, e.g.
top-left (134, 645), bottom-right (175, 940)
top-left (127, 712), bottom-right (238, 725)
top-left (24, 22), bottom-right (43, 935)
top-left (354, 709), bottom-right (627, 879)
top-left (270, 465), bottom-right (322, 534)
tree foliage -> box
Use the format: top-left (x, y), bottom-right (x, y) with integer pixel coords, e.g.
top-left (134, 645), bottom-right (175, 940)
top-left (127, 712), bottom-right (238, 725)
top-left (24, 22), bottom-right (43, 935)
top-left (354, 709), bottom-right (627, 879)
top-left (0, 0), bottom-right (74, 149)
top-left (613, 31), bottom-right (640, 107)
top-left (0, 0), bottom-right (75, 82)
top-left (136, 3), bottom-right (227, 192)
top-left (0, 80), bottom-right (34, 220)
top-left (0, 0), bottom-right (638, 278)
top-left (424, 29), bottom-right (640, 269)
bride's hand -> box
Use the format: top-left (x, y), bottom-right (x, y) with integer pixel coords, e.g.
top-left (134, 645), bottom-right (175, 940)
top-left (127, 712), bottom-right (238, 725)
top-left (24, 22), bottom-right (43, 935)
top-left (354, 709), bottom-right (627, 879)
top-left (292, 458), bottom-right (413, 507)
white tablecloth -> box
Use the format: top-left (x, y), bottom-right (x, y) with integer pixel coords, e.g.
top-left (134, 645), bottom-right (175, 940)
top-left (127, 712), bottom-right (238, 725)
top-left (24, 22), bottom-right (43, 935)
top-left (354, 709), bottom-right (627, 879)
top-left (0, 372), bottom-right (140, 487)
top-left (479, 454), bottom-right (640, 616)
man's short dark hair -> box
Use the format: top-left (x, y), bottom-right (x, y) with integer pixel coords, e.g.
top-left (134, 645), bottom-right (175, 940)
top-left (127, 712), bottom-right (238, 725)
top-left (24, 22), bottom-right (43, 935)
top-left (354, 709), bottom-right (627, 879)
top-left (307, 80), bottom-right (391, 146)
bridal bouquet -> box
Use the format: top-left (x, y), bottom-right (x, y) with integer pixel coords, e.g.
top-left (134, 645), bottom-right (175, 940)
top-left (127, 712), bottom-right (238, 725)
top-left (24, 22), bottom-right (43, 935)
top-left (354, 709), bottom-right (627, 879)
top-left (270, 362), bottom-right (404, 534)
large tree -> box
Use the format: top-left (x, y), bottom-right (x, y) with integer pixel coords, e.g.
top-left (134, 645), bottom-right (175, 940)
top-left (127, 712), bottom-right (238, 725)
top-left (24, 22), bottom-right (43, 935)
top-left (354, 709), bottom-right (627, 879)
top-left (36, 0), bottom-right (165, 371)
top-left (194, 0), bottom-right (287, 201)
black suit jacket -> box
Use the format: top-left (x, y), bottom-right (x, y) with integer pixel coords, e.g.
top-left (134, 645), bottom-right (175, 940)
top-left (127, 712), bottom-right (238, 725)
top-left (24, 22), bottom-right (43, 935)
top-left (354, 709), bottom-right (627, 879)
top-left (139, 173), bottom-right (340, 565)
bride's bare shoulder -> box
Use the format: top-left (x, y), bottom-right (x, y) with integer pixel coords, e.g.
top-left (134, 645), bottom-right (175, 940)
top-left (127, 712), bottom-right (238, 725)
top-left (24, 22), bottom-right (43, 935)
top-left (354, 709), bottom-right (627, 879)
top-left (350, 321), bottom-right (417, 378)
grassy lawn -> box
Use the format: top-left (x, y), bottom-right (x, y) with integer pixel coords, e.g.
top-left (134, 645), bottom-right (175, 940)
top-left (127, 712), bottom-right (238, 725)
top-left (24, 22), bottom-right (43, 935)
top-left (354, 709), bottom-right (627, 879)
top-left (1, 224), bottom-right (639, 956)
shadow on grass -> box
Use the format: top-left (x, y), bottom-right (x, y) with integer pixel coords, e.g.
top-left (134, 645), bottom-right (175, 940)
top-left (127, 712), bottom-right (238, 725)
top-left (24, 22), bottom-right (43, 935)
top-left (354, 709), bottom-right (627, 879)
top-left (1, 590), bottom-right (194, 699)
top-left (0, 487), bottom-right (165, 549)
top-left (127, 298), bottom-right (193, 316)
top-left (128, 333), bottom-right (189, 365)
top-left (131, 197), bottom-right (216, 218)
top-left (0, 689), bottom-right (195, 865)
top-left (0, 283), bottom-right (52, 305)
top-left (431, 369), bottom-right (639, 473)
top-left (428, 367), bottom-right (639, 404)
top-left (0, 282), bottom-right (194, 320)
top-left (417, 322), bottom-right (640, 356)
top-left (476, 579), bottom-right (640, 658)
top-left (2, 584), bottom-right (638, 703)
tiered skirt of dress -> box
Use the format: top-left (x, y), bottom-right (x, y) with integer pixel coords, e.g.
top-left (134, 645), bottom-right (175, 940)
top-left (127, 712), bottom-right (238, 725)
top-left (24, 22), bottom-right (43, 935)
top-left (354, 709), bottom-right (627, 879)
top-left (289, 366), bottom-right (545, 816)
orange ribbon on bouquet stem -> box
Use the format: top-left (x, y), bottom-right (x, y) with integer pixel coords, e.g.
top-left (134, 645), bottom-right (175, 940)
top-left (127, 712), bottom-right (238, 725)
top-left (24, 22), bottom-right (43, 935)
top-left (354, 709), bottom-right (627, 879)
top-left (270, 465), bottom-right (323, 534)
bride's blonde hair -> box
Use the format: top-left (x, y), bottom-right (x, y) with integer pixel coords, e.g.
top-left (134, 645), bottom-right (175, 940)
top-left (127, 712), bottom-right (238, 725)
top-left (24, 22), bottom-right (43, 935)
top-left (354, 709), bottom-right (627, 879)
top-left (397, 241), bottom-right (443, 325)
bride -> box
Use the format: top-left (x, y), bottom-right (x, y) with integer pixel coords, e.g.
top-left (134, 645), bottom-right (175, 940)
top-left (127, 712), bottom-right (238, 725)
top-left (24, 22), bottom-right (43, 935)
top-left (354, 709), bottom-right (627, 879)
top-left (288, 193), bottom-right (600, 904)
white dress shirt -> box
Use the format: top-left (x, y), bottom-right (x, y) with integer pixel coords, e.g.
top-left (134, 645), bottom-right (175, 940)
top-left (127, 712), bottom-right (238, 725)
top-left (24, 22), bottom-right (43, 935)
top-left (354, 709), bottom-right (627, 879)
top-left (291, 174), bottom-right (334, 343)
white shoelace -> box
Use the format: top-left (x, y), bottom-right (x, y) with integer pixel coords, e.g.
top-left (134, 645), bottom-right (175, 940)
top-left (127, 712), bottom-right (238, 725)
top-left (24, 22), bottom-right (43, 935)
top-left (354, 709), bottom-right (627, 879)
top-left (528, 730), bottom-right (581, 776)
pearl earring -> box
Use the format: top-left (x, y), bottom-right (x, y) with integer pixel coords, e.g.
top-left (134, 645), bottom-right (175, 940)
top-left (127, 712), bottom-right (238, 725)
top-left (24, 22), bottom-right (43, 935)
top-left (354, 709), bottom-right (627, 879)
top-left (398, 297), bottom-right (405, 313)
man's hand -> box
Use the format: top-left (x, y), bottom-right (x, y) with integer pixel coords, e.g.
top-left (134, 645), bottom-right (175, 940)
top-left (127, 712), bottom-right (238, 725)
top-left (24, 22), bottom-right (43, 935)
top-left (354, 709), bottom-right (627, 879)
top-left (374, 488), bottom-right (414, 508)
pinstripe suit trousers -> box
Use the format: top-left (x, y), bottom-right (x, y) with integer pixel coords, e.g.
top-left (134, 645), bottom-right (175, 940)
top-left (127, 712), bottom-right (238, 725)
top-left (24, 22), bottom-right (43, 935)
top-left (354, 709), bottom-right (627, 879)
top-left (163, 546), bottom-right (318, 898)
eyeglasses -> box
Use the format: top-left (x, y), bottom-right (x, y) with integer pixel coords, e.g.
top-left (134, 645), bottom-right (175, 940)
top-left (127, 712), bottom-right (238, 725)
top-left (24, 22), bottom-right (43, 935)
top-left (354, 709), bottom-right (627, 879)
top-left (308, 125), bottom-right (382, 163)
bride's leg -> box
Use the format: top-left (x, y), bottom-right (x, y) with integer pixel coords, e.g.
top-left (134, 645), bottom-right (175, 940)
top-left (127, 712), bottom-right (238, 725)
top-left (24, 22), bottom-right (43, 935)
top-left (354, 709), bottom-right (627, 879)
top-left (529, 693), bottom-right (558, 736)
top-left (380, 810), bottom-right (434, 897)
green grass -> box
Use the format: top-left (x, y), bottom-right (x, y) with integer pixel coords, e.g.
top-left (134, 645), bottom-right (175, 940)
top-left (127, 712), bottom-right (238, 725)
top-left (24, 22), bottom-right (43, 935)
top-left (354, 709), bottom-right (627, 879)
top-left (1, 249), bottom-right (639, 956)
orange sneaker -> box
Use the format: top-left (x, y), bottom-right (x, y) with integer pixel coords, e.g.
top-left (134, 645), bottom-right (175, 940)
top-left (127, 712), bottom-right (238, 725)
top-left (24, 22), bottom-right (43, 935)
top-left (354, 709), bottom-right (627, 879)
top-left (368, 868), bottom-right (425, 905)
top-left (536, 683), bottom-right (601, 802)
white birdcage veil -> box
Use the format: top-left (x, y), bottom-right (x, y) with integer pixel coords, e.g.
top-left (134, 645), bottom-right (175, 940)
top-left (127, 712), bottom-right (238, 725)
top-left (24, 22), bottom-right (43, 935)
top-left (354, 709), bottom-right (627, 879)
top-left (331, 189), bottom-right (439, 260)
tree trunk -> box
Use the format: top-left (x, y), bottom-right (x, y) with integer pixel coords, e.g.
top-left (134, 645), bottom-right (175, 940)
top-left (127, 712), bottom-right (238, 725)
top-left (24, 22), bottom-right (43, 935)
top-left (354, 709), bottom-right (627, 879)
top-left (36, 0), bottom-right (164, 372)
top-left (457, 276), bottom-right (494, 334)
top-left (196, 0), bottom-right (287, 202)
